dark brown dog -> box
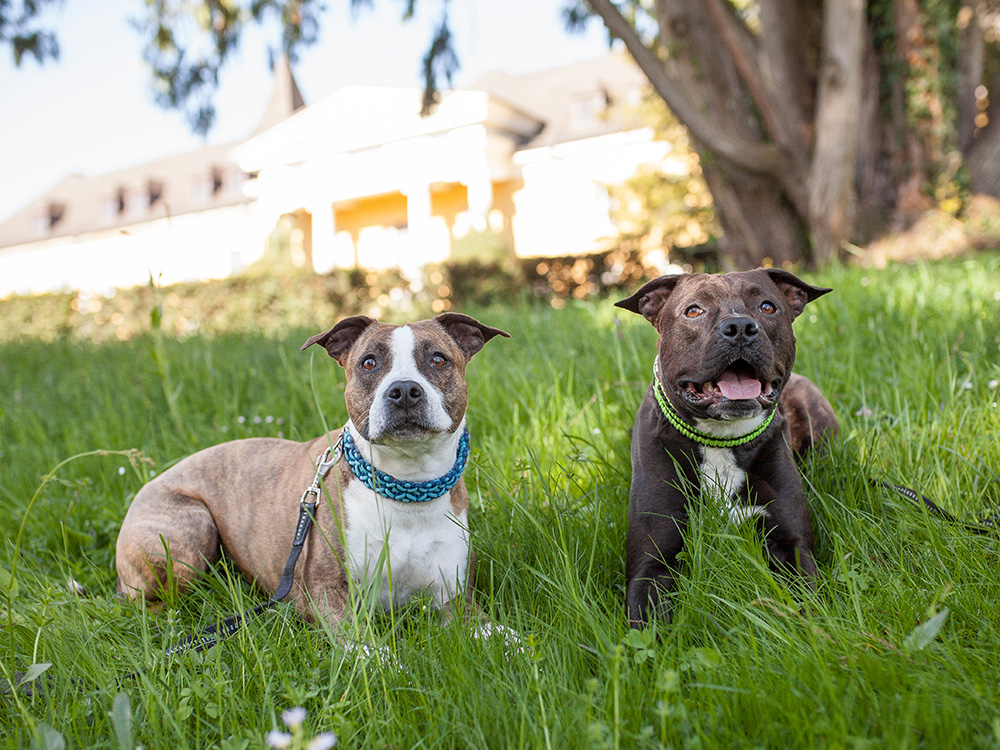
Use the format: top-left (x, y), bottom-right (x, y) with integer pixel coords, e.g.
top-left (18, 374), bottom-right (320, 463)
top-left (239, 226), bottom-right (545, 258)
top-left (616, 268), bottom-right (838, 627)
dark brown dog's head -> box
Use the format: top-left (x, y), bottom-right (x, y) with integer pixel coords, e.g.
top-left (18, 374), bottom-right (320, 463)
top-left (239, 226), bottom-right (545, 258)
top-left (616, 268), bottom-right (830, 422)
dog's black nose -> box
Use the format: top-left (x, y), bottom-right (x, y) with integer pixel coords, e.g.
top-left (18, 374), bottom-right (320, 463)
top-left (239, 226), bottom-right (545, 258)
top-left (386, 380), bottom-right (424, 408)
top-left (719, 316), bottom-right (759, 342)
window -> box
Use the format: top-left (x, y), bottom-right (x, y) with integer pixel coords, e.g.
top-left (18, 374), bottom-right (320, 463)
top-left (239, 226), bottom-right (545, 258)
top-left (570, 89), bottom-right (613, 131)
top-left (147, 180), bottom-right (164, 208)
top-left (33, 202), bottom-right (65, 235)
top-left (102, 187), bottom-right (127, 220)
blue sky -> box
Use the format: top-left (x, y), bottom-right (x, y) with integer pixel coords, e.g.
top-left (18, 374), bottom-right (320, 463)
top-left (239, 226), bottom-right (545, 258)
top-left (0, 0), bottom-right (613, 223)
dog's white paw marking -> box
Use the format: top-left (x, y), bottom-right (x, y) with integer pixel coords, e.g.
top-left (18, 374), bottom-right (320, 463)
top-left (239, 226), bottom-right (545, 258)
top-left (473, 622), bottom-right (527, 655)
top-left (727, 504), bottom-right (767, 525)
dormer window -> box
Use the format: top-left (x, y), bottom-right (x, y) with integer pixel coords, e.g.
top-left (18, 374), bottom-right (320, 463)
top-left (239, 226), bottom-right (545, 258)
top-left (33, 202), bottom-right (65, 235)
top-left (570, 88), bottom-right (613, 131)
top-left (147, 180), bottom-right (164, 208)
top-left (193, 167), bottom-right (226, 200)
top-left (47, 202), bottom-right (65, 228)
top-left (102, 188), bottom-right (127, 220)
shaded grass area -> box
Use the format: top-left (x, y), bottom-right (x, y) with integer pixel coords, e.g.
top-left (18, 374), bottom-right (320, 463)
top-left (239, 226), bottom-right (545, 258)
top-left (1, 256), bottom-right (1000, 748)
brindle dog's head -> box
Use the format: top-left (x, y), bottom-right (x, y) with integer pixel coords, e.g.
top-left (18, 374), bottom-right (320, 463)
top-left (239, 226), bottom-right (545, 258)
top-left (301, 314), bottom-right (509, 444)
top-left (616, 269), bottom-right (830, 423)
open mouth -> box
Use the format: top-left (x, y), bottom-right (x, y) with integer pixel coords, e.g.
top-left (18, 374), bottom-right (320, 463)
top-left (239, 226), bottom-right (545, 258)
top-left (680, 360), bottom-right (778, 405)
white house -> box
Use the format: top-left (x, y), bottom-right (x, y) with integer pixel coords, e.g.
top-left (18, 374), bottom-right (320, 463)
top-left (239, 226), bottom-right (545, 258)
top-left (0, 52), bottom-right (672, 298)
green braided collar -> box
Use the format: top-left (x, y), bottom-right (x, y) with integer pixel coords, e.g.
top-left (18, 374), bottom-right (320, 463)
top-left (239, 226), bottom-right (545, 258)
top-left (651, 358), bottom-right (775, 449)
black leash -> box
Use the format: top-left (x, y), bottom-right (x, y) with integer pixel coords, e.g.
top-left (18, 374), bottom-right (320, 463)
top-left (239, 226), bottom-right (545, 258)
top-left (876, 480), bottom-right (1000, 536)
top-left (161, 438), bottom-right (342, 659)
top-left (2, 437), bottom-right (342, 698)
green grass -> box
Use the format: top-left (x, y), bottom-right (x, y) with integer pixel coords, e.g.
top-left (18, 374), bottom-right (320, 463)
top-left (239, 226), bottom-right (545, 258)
top-left (2, 256), bottom-right (1000, 749)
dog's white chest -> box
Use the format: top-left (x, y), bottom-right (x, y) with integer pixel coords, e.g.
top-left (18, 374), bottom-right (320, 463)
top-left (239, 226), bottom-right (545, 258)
top-left (342, 479), bottom-right (468, 610)
top-left (698, 447), bottom-right (765, 524)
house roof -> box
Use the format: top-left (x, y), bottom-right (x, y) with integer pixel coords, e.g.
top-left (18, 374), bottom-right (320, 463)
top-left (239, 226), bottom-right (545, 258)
top-left (468, 50), bottom-right (648, 149)
top-left (1, 52), bottom-right (650, 250)
top-left (230, 85), bottom-right (545, 173)
top-left (0, 58), bottom-right (306, 250)
top-left (0, 143), bottom-right (248, 249)
top-left (254, 55), bottom-right (306, 133)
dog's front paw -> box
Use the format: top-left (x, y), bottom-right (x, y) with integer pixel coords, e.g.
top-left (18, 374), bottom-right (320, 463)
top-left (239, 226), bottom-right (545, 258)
top-left (472, 621), bottom-right (527, 656)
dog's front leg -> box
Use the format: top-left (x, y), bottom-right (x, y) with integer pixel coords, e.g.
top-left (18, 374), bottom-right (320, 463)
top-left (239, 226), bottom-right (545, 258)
top-left (625, 489), bottom-right (688, 628)
top-left (753, 450), bottom-right (818, 585)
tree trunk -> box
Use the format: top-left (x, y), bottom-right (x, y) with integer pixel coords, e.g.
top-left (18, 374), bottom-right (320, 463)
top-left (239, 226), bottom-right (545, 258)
top-left (651, 0), bottom-right (813, 267)
top-left (808, 0), bottom-right (866, 262)
top-left (586, 0), bottom-right (980, 267)
top-left (699, 165), bottom-right (809, 269)
top-left (967, 73), bottom-right (1000, 197)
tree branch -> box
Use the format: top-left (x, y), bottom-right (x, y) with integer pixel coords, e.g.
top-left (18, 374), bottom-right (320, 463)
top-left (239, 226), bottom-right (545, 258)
top-left (585, 0), bottom-right (786, 177)
top-left (702, 0), bottom-right (780, 147)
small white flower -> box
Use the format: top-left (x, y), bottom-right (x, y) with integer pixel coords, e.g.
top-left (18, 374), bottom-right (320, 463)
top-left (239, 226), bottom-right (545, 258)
top-left (118, 466), bottom-right (126, 476)
top-left (989, 379), bottom-right (999, 390)
top-left (855, 406), bottom-right (874, 418)
top-left (254, 416), bottom-right (263, 424)
top-left (282, 706), bottom-right (307, 728)
top-left (277, 418), bottom-right (285, 425)
top-left (308, 732), bottom-right (338, 750)
top-left (266, 415), bottom-right (274, 423)
top-left (963, 381), bottom-right (973, 390)
top-left (150, 470), bottom-right (156, 477)
top-left (238, 416), bottom-right (246, 424)
top-left (266, 730), bottom-right (292, 749)
top-left (592, 427), bottom-right (601, 435)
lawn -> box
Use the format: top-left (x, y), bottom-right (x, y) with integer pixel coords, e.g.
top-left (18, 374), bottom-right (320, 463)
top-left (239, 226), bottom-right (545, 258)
top-left (2, 256), bottom-right (1000, 749)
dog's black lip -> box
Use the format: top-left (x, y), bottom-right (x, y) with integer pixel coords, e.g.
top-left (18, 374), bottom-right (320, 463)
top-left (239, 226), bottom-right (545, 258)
top-left (372, 415), bottom-right (440, 444)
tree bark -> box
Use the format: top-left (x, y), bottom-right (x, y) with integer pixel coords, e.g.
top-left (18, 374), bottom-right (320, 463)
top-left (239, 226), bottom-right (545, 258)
top-left (968, 73), bottom-right (1000, 197)
top-left (590, 0), bottom-right (811, 267)
top-left (956, 6), bottom-right (985, 154)
top-left (586, 0), bottom-right (975, 267)
top-left (808, 0), bottom-right (866, 262)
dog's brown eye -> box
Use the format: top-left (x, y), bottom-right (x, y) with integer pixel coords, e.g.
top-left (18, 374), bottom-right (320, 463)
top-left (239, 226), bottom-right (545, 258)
top-left (760, 301), bottom-right (777, 315)
top-left (361, 357), bottom-right (377, 371)
top-left (684, 305), bottom-right (705, 319)
top-left (430, 353), bottom-right (446, 368)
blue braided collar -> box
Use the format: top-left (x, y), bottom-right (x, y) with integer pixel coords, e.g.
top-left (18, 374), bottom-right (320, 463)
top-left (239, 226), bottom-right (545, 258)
top-left (342, 427), bottom-right (471, 503)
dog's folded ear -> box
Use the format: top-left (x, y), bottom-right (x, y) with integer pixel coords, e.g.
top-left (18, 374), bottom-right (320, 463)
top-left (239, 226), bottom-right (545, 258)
top-left (434, 313), bottom-right (511, 360)
top-left (763, 269), bottom-right (832, 319)
top-left (301, 315), bottom-right (376, 365)
top-left (615, 274), bottom-right (684, 327)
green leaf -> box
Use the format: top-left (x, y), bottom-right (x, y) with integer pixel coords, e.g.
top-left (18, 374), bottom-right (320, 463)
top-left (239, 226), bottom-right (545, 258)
top-left (904, 608), bottom-right (949, 652)
top-left (0, 564), bottom-right (18, 598)
top-left (680, 647), bottom-right (721, 672)
top-left (657, 669), bottom-right (681, 695)
top-left (31, 722), bottom-right (65, 750)
top-left (111, 692), bottom-right (133, 750)
top-left (623, 629), bottom-right (649, 650)
top-left (20, 662), bottom-right (52, 684)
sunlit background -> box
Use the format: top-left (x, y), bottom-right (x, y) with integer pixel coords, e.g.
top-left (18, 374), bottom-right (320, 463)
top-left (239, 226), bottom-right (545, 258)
top-left (0, 0), bottom-right (611, 224)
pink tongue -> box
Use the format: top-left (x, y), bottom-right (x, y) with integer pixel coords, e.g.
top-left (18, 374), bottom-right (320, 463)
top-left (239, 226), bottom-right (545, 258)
top-left (716, 370), bottom-right (762, 400)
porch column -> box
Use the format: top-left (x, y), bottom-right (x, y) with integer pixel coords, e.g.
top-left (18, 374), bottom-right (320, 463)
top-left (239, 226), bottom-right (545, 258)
top-left (309, 200), bottom-right (337, 274)
top-left (404, 182), bottom-right (433, 266)
top-left (466, 169), bottom-right (493, 232)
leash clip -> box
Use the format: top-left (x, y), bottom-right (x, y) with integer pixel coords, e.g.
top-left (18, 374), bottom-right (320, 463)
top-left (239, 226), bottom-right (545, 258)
top-left (298, 434), bottom-right (344, 506)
